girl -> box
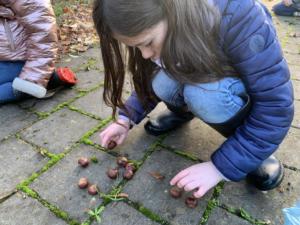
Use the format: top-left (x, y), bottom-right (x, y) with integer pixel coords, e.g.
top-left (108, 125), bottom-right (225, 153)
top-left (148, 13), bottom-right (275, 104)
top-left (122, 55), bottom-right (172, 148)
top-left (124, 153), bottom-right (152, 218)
top-left (93, 0), bottom-right (294, 198)
top-left (0, 0), bottom-right (77, 104)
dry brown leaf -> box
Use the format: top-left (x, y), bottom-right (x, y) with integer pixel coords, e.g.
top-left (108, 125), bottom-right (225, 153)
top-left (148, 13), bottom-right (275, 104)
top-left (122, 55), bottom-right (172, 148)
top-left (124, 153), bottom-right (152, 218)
top-left (148, 171), bottom-right (165, 180)
top-left (117, 193), bottom-right (129, 198)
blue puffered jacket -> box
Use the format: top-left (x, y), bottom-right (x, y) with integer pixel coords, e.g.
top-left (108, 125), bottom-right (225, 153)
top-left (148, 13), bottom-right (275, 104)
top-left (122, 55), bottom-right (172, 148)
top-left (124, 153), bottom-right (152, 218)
top-left (119, 0), bottom-right (294, 181)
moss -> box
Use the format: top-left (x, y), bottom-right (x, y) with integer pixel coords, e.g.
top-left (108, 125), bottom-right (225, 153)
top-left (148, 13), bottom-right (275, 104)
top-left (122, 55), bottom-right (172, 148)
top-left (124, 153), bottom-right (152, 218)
top-left (126, 201), bottom-right (170, 225)
top-left (90, 156), bottom-right (98, 163)
top-left (199, 182), bottom-right (224, 224)
top-left (18, 186), bottom-right (80, 224)
top-left (219, 203), bottom-right (270, 225)
top-left (158, 143), bottom-right (199, 161)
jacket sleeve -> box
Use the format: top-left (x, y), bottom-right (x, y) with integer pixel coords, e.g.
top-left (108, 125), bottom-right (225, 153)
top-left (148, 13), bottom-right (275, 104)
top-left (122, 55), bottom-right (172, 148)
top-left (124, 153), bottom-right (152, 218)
top-left (211, 0), bottom-right (294, 181)
top-left (8, 0), bottom-right (58, 87)
top-left (119, 91), bottom-right (159, 124)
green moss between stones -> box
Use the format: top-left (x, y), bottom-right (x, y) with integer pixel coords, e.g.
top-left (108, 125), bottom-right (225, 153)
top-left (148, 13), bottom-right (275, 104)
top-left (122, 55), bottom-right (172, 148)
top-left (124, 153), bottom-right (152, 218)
top-left (158, 143), bottom-right (199, 161)
top-left (18, 184), bottom-right (80, 224)
top-left (220, 204), bottom-right (270, 225)
top-left (199, 182), bottom-right (224, 224)
top-left (127, 201), bottom-right (170, 225)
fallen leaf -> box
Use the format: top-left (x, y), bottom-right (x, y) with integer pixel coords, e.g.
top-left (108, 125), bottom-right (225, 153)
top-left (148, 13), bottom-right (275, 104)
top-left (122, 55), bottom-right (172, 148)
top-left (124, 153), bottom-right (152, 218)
top-left (148, 171), bottom-right (165, 180)
top-left (117, 193), bottom-right (129, 198)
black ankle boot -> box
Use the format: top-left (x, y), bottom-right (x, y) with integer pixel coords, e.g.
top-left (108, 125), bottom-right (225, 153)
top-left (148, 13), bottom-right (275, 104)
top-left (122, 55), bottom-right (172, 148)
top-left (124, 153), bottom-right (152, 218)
top-left (246, 155), bottom-right (284, 191)
top-left (144, 104), bottom-right (194, 136)
top-left (207, 95), bottom-right (284, 190)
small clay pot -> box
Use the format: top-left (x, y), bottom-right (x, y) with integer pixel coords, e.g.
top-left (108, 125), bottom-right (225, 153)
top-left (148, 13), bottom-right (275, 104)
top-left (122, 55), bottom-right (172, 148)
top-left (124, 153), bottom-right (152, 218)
top-left (123, 169), bottom-right (134, 180)
top-left (185, 196), bottom-right (198, 208)
top-left (78, 177), bottom-right (89, 189)
top-left (88, 184), bottom-right (98, 195)
top-left (107, 140), bottom-right (117, 150)
top-left (116, 156), bottom-right (128, 167)
top-left (169, 186), bottom-right (183, 198)
top-left (78, 157), bottom-right (89, 168)
top-left (107, 168), bottom-right (119, 179)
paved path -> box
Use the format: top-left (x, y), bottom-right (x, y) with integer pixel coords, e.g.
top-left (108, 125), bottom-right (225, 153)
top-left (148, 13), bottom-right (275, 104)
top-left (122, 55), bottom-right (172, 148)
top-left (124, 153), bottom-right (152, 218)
top-left (0, 1), bottom-right (299, 224)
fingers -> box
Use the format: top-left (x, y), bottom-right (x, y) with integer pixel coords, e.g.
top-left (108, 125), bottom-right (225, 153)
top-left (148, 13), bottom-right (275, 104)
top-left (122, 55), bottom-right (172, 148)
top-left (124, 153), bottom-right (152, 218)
top-left (193, 186), bottom-right (209, 198)
top-left (170, 169), bottom-right (189, 186)
top-left (176, 176), bottom-right (194, 189)
top-left (183, 181), bottom-right (199, 192)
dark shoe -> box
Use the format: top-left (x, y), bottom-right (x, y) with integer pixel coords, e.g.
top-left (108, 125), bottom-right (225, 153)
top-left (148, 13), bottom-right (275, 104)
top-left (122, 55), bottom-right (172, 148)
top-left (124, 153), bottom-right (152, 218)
top-left (144, 106), bottom-right (194, 136)
top-left (246, 155), bottom-right (284, 191)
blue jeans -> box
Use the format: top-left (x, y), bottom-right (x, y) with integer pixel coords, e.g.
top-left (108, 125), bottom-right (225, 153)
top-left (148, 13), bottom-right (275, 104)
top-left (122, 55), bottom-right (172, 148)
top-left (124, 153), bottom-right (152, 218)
top-left (0, 61), bottom-right (26, 104)
top-left (152, 70), bottom-right (247, 124)
top-left (272, 2), bottom-right (300, 16)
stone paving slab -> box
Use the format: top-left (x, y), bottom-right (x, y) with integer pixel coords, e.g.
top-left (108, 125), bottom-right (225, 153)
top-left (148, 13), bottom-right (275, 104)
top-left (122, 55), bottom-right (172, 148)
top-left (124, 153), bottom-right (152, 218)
top-left (0, 104), bottom-right (37, 141)
top-left (123, 149), bottom-right (212, 225)
top-left (162, 119), bottom-right (225, 161)
top-left (56, 47), bottom-right (104, 72)
top-left (219, 169), bottom-right (300, 225)
top-left (0, 138), bottom-right (48, 196)
top-left (206, 207), bottom-right (251, 225)
top-left (292, 100), bottom-right (300, 128)
top-left (71, 88), bottom-right (112, 119)
top-left (73, 70), bottom-right (104, 91)
top-left (277, 127), bottom-right (300, 170)
top-left (20, 108), bottom-right (99, 154)
top-left (290, 64), bottom-right (300, 80)
top-left (90, 119), bottom-right (158, 161)
top-left (0, 192), bottom-right (67, 225)
top-left (18, 88), bottom-right (78, 113)
top-left (30, 144), bottom-right (119, 223)
top-left (292, 80), bottom-right (300, 101)
top-left (95, 202), bottom-right (160, 225)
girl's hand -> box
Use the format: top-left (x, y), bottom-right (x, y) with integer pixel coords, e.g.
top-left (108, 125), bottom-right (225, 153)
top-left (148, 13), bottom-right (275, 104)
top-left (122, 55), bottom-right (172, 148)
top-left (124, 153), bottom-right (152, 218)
top-left (170, 161), bottom-right (224, 198)
top-left (99, 119), bottom-right (130, 148)
top-left (283, 0), bottom-right (293, 6)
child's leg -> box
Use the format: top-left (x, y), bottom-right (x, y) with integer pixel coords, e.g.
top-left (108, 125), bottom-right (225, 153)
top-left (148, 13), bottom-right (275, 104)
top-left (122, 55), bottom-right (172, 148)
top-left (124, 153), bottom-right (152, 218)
top-left (183, 77), bottom-right (247, 124)
top-left (0, 61), bottom-right (26, 104)
top-left (151, 69), bottom-right (185, 107)
top-left (272, 2), bottom-right (299, 16)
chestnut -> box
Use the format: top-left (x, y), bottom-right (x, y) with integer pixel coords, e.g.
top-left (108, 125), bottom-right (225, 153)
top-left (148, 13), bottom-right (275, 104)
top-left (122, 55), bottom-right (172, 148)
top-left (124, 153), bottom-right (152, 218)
top-left (107, 168), bottom-right (119, 179)
top-left (78, 177), bottom-right (89, 189)
top-left (88, 184), bottom-right (98, 195)
top-left (107, 140), bottom-right (117, 150)
top-left (123, 169), bottom-right (134, 180)
top-left (116, 156), bottom-right (128, 167)
top-left (169, 186), bottom-right (183, 198)
top-left (185, 196), bottom-right (198, 208)
top-left (125, 163), bottom-right (136, 172)
top-left (78, 157), bottom-right (89, 168)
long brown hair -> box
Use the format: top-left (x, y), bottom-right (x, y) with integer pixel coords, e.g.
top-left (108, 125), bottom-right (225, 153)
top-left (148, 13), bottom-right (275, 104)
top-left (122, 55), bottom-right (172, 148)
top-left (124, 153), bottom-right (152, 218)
top-left (93, 0), bottom-right (229, 119)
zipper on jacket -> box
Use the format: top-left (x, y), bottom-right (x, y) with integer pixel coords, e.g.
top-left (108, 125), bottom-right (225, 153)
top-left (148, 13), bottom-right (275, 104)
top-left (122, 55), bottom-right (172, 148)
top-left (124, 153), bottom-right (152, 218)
top-left (3, 18), bottom-right (16, 51)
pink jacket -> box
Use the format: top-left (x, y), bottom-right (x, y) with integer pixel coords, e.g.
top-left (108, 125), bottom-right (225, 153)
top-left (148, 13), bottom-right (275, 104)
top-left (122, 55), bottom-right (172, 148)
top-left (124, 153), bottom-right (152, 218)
top-left (0, 0), bottom-right (58, 87)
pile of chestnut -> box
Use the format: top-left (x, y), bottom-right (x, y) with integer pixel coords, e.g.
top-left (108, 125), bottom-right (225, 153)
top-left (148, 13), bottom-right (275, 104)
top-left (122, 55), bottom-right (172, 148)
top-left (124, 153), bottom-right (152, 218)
top-left (106, 156), bottom-right (136, 180)
top-left (77, 157), bottom-right (99, 195)
top-left (169, 186), bottom-right (198, 208)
